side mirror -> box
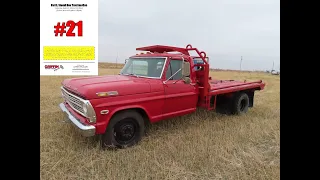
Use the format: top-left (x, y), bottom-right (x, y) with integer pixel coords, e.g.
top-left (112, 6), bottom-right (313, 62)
top-left (181, 61), bottom-right (190, 77)
top-left (125, 59), bottom-right (129, 64)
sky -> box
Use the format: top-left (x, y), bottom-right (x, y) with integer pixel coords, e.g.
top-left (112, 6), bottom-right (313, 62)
top-left (98, 0), bottom-right (280, 71)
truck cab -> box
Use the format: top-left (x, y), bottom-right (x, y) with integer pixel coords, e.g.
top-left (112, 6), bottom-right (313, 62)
top-left (59, 44), bottom-right (265, 149)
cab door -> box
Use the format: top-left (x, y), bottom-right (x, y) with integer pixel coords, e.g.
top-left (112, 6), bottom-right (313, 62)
top-left (162, 59), bottom-right (198, 117)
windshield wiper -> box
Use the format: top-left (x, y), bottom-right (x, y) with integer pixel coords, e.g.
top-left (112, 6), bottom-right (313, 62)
top-left (122, 73), bottom-right (140, 78)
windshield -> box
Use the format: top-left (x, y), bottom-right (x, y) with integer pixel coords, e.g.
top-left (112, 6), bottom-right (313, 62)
top-left (120, 57), bottom-right (166, 78)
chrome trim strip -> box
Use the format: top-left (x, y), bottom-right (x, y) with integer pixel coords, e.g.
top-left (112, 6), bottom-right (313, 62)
top-left (59, 103), bottom-right (95, 137)
top-left (160, 57), bottom-right (167, 79)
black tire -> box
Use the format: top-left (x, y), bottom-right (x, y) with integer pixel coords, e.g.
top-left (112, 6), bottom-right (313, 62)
top-left (101, 110), bottom-right (145, 149)
top-left (230, 92), bottom-right (250, 115)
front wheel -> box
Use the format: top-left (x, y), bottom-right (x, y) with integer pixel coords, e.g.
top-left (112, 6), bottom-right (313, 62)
top-left (101, 110), bottom-right (145, 149)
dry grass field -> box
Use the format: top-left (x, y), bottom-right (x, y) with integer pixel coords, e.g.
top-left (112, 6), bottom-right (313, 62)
top-left (40, 63), bottom-right (280, 180)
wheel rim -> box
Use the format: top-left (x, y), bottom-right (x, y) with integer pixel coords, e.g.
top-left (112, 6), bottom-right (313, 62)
top-left (240, 99), bottom-right (248, 111)
top-left (113, 118), bottom-right (138, 145)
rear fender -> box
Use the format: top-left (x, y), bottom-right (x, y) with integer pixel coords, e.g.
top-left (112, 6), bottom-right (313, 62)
top-left (216, 90), bottom-right (255, 108)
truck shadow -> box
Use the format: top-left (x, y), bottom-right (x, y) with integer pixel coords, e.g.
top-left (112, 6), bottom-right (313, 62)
top-left (69, 108), bottom-right (232, 150)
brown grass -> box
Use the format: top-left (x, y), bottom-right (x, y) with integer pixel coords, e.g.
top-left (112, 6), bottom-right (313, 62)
top-left (40, 63), bottom-right (280, 180)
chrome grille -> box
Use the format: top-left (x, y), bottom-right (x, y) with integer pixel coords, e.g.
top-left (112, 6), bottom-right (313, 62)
top-left (61, 87), bottom-right (86, 117)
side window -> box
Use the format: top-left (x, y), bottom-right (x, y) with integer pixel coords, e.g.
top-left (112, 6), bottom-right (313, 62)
top-left (166, 60), bottom-right (182, 80)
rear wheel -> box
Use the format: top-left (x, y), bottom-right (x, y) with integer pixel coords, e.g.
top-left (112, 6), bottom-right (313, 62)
top-left (231, 92), bottom-right (250, 115)
top-left (101, 110), bottom-right (145, 149)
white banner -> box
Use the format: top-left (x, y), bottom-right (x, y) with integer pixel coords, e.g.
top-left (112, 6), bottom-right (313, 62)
top-left (40, 0), bottom-right (98, 76)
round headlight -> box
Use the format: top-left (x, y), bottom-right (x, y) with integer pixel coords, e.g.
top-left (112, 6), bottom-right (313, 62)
top-left (82, 103), bottom-right (88, 114)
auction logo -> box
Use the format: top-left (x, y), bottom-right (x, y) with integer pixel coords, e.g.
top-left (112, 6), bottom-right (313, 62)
top-left (45, 65), bottom-right (64, 71)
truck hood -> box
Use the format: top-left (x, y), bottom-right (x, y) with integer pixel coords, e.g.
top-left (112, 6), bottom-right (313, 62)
top-left (62, 75), bottom-right (151, 99)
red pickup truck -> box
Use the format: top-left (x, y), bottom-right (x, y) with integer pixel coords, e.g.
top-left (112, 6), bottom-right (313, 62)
top-left (59, 44), bottom-right (265, 149)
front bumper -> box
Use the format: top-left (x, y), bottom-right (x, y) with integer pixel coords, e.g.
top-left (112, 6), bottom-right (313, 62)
top-left (59, 103), bottom-right (96, 137)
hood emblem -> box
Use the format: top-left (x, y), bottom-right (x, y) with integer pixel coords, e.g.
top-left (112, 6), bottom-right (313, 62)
top-left (96, 91), bottom-right (119, 97)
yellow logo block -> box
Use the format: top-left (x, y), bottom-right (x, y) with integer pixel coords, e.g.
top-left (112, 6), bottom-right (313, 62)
top-left (43, 46), bottom-right (95, 60)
